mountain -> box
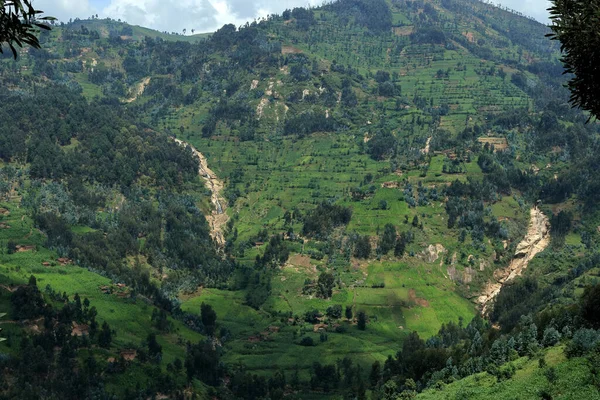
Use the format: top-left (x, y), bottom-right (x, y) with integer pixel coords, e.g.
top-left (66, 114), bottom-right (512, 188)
top-left (0, 0), bottom-right (600, 398)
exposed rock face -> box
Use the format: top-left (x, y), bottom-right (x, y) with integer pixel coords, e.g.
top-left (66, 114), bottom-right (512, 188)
top-left (424, 244), bottom-right (447, 263)
top-left (478, 207), bottom-right (550, 315)
top-left (421, 137), bottom-right (432, 154)
top-left (174, 139), bottom-right (228, 246)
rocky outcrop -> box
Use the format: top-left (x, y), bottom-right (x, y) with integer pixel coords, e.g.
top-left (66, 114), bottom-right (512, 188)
top-left (477, 207), bottom-right (550, 315)
top-left (424, 244), bottom-right (447, 263)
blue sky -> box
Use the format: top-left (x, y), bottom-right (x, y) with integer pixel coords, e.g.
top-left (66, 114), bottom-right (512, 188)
top-left (35, 0), bottom-right (552, 34)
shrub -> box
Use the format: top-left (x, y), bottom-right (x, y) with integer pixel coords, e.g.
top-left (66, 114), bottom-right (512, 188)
top-left (542, 327), bottom-right (561, 347)
top-left (566, 328), bottom-right (600, 357)
top-left (299, 336), bottom-right (314, 346)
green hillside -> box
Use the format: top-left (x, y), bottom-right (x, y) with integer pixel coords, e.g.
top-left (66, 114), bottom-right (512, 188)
top-left (0, 0), bottom-right (600, 398)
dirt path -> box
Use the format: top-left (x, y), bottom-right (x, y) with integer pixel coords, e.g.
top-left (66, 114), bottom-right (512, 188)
top-left (478, 207), bottom-right (550, 315)
top-left (125, 77), bottom-right (151, 103)
top-left (174, 139), bottom-right (228, 246)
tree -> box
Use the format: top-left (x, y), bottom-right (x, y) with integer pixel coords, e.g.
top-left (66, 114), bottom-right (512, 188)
top-left (580, 284), bottom-right (600, 328)
top-left (0, 0), bottom-right (54, 58)
top-left (548, 0), bottom-right (600, 119)
top-left (412, 215), bottom-right (419, 227)
top-left (370, 361), bottom-right (381, 387)
top-left (201, 302), bottom-right (217, 336)
top-left (378, 223), bottom-right (396, 255)
top-left (317, 272), bottom-right (335, 299)
top-left (394, 235), bottom-right (406, 257)
top-left (354, 235), bottom-right (371, 259)
top-left (326, 304), bottom-right (342, 319)
top-left (147, 333), bottom-right (162, 362)
top-left (357, 311), bottom-right (367, 330)
top-left (98, 321), bottom-right (112, 348)
top-left (345, 305), bottom-right (353, 321)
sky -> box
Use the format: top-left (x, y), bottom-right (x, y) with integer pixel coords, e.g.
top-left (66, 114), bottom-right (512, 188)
top-left (34, 0), bottom-right (552, 34)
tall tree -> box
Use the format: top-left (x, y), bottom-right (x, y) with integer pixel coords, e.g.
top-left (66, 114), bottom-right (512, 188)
top-left (98, 321), bottom-right (112, 348)
top-left (548, 0), bottom-right (600, 119)
top-left (357, 311), bottom-right (367, 330)
top-left (200, 302), bottom-right (217, 336)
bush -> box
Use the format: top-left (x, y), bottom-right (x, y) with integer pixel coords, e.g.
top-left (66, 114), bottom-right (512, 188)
top-left (326, 304), bottom-right (342, 319)
top-left (566, 328), bottom-right (600, 357)
top-left (299, 336), bottom-right (314, 346)
top-left (542, 327), bottom-right (561, 347)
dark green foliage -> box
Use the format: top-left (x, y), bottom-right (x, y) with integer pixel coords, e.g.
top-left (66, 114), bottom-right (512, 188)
top-left (201, 302), bottom-right (217, 336)
top-left (550, 211), bottom-right (572, 237)
top-left (151, 308), bottom-right (172, 332)
top-left (299, 336), bottom-right (315, 346)
top-left (284, 109), bottom-right (336, 137)
top-left (245, 270), bottom-right (272, 310)
top-left (341, 86), bottom-right (358, 108)
top-left (0, 292), bottom-right (119, 398)
top-left (490, 276), bottom-right (540, 332)
top-left (310, 362), bottom-right (339, 391)
top-left (317, 272), bottom-right (336, 299)
top-left (354, 235), bottom-right (371, 259)
top-left (327, 0), bottom-right (393, 34)
top-left (345, 305), bottom-right (353, 321)
top-left (0, 86), bottom-right (198, 188)
top-left (302, 202), bottom-right (352, 238)
top-left (304, 309), bottom-right (321, 324)
top-left (378, 223), bottom-right (396, 255)
top-left (357, 311), bottom-right (367, 330)
top-left (370, 361), bottom-right (381, 387)
top-left (98, 321), bottom-right (112, 348)
top-left (185, 340), bottom-right (222, 385)
top-left (375, 70), bottom-right (390, 83)
top-left (566, 329), bottom-right (600, 357)
top-left (10, 275), bottom-right (44, 319)
top-left (147, 333), bottom-right (162, 362)
top-left (367, 131), bottom-right (397, 160)
top-left (326, 304), bottom-right (343, 319)
top-left (548, 0), bottom-right (600, 119)
top-left (410, 27), bottom-right (446, 45)
top-left (394, 234), bottom-right (407, 258)
top-left (581, 285), bottom-right (600, 328)
top-left (255, 234), bottom-right (290, 268)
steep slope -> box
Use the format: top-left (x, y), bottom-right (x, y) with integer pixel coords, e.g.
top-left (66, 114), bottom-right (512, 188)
top-left (478, 207), bottom-right (550, 314)
top-left (0, 0), bottom-right (599, 397)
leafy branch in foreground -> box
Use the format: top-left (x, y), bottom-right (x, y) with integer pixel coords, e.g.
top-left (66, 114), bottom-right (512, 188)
top-left (0, 0), bottom-right (54, 58)
top-left (548, 0), bottom-right (600, 120)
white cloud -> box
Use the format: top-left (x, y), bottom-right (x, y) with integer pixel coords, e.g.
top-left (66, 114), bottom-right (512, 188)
top-left (33, 0), bottom-right (95, 22)
top-left (101, 0), bottom-right (221, 33)
top-left (100, 0), bottom-right (325, 33)
top-left (34, 0), bottom-right (552, 33)
top-left (493, 0), bottom-right (551, 22)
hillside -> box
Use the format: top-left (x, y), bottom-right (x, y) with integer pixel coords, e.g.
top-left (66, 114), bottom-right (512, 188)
top-left (1, 0), bottom-right (600, 398)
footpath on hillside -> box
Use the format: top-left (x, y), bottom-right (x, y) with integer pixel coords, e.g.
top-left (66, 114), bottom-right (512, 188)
top-left (174, 139), bottom-right (229, 246)
top-left (478, 207), bottom-right (550, 315)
